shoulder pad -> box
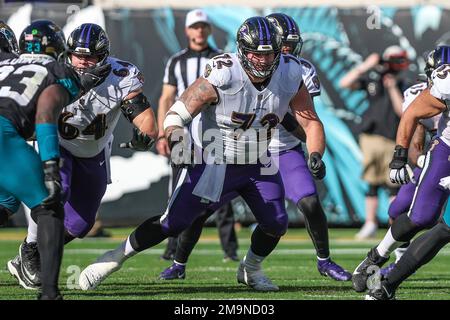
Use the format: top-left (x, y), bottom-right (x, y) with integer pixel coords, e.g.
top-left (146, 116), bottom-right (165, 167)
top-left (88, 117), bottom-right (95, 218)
top-left (402, 83), bottom-right (428, 113)
top-left (299, 57), bottom-right (320, 95)
top-left (108, 57), bottom-right (144, 93)
top-left (279, 54), bottom-right (303, 93)
top-left (430, 65), bottom-right (450, 101)
top-left (202, 53), bottom-right (237, 90)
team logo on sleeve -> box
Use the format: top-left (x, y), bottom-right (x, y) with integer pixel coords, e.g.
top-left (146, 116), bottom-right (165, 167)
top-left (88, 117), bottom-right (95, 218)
top-left (113, 68), bottom-right (130, 77)
top-left (204, 63), bottom-right (212, 78)
top-left (312, 76), bottom-right (321, 90)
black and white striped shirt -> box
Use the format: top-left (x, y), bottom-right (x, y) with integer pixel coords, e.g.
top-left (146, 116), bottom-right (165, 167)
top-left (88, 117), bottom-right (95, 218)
top-left (163, 46), bottom-right (221, 97)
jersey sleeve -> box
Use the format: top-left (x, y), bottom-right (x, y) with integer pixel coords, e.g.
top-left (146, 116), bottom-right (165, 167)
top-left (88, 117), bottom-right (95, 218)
top-left (111, 59), bottom-right (145, 97)
top-left (299, 58), bottom-right (321, 97)
top-left (163, 56), bottom-right (177, 87)
top-left (402, 83), bottom-right (427, 113)
top-left (430, 65), bottom-right (450, 102)
top-left (202, 56), bottom-right (233, 89)
top-left (125, 65), bottom-right (145, 95)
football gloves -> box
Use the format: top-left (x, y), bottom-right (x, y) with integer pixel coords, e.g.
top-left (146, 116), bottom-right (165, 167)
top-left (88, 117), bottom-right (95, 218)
top-left (78, 63), bottom-right (112, 92)
top-left (120, 127), bottom-right (154, 151)
top-left (308, 152), bottom-right (326, 180)
top-left (389, 145), bottom-right (415, 185)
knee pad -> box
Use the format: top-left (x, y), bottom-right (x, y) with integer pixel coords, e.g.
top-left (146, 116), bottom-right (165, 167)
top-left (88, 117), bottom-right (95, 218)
top-left (366, 185), bottom-right (378, 197)
top-left (391, 213), bottom-right (422, 242)
top-left (298, 195), bottom-right (320, 218)
top-left (0, 205), bottom-right (12, 226)
top-left (260, 215), bottom-right (288, 237)
top-left (30, 204), bottom-right (64, 223)
top-left (65, 216), bottom-right (95, 239)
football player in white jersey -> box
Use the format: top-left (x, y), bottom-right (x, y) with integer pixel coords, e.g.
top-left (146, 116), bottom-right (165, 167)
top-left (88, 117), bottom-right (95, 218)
top-left (78, 16), bottom-right (325, 292)
top-left (158, 12), bottom-right (351, 282)
top-left (351, 45), bottom-right (450, 297)
top-left (7, 23), bottom-right (157, 290)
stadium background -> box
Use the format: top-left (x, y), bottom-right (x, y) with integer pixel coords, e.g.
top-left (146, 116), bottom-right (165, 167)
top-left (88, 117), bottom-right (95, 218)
top-left (1, 0), bottom-right (449, 227)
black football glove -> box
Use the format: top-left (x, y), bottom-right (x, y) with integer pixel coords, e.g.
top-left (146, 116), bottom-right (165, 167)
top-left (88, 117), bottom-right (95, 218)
top-left (119, 127), bottom-right (154, 151)
top-left (308, 152), bottom-right (326, 180)
top-left (168, 129), bottom-right (193, 168)
top-left (78, 63), bottom-right (112, 92)
top-left (41, 159), bottom-right (62, 208)
top-left (389, 145), bottom-right (415, 185)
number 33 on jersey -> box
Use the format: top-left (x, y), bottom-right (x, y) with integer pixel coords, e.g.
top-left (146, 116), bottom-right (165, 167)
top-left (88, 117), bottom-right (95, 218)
top-left (200, 53), bottom-right (303, 163)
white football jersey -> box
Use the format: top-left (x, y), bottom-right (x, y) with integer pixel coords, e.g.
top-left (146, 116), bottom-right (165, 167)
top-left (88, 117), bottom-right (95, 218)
top-left (430, 65), bottom-right (450, 146)
top-left (201, 53), bottom-right (303, 164)
top-left (59, 57), bottom-right (144, 158)
top-left (403, 82), bottom-right (440, 132)
top-left (269, 57), bottom-right (321, 153)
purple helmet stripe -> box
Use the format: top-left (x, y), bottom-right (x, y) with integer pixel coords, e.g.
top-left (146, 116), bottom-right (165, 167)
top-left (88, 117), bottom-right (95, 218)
top-left (85, 24), bottom-right (93, 48)
top-left (283, 14), bottom-right (293, 33)
top-left (447, 47), bottom-right (450, 63)
top-left (262, 18), bottom-right (271, 44)
top-left (80, 25), bottom-right (87, 44)
top-left (288, 16), bottom-right (297, 33)
top-left (257, 18), bottom-right (264, 45)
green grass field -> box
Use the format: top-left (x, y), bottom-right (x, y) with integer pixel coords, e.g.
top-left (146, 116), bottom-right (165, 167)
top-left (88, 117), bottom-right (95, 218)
top-left (0, 227), bottom-right (449, 300)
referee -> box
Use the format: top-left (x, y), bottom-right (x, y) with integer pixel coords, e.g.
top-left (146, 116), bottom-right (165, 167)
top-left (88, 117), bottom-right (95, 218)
top-left (156, 9), bottom-right (238, 262)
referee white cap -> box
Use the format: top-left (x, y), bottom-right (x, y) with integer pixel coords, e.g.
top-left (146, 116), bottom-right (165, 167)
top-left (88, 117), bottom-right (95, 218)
top-left (185, 9), bottom-right (210, 28)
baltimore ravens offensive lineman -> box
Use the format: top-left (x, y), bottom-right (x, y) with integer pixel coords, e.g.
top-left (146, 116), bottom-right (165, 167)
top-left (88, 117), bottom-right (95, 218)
top-left (78, 16), bottom-right (325, 292)
top-left (352, 46), bottom-right (450, 295)
top-left (158, 13), bottom-right (351, 282)
top-left (7, 23), bottom-right (157, 291)
top-left (0, 20), bottom-right (110, 300)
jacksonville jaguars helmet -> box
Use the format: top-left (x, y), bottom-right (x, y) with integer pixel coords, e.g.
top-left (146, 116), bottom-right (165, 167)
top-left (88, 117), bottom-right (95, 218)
top-left (67, 23), bottom-right (110, 71)
top-left (19, 20), bottom-right (66, 60)
top-left (236, 16), bottom-right (282, 79)
top-left (425, 45), bottom-right (450, 80)
top-left (0, 21), bottom-right (19, 54)
top-left (266, 13), bottom-right (303, 57)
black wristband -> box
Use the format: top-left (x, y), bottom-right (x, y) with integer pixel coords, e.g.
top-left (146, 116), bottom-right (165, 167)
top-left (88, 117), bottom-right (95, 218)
top-left (393, 145), bottom-right (408, 160)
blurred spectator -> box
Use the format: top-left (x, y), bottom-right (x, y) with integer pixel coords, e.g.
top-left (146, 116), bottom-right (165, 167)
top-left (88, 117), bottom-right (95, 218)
top-left (340, 45), bottom-right (410, 239)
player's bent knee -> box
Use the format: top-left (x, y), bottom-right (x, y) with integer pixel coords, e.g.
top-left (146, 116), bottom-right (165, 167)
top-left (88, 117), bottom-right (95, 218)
top-left (297, 194), bottom-right (319, 218)
top-left (391, 213), bottom-right (423, 242)
top-left (260, 216), bottom-right (288, 237)
top-left (66, 219), bottom-right (95, 239)
top-left (30, 204), bottom-right (64, 223)
top-left (388, 200), bottom-right (407, 220)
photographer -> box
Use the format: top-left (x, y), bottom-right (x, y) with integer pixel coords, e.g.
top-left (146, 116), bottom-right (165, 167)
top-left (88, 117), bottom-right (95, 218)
top-left (340, 46), bottom-right (409, 239)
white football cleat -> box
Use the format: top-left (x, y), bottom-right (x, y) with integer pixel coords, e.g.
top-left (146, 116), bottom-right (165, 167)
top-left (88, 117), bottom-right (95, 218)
top-left (79, 248), bottom-right (125, 290)
top-left (237, 261), bottom-right (279, 292)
